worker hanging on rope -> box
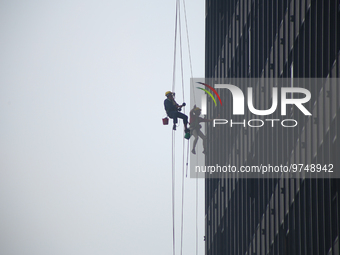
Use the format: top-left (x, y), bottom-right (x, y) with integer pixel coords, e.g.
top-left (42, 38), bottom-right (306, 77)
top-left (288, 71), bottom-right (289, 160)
top-left (164, 91), bottom-right (190, 133)
top-left (189, 105), bottom-right (212, 154)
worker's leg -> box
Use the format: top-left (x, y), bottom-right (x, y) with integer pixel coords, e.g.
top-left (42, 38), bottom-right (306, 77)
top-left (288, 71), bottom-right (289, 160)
top-left (176, 112), bottom-right (188, 125)
top-left (197, 129), bottom-right (207, 153)
top-left (168, 111), bottom-right (189, 131)
top-left (191, 129), bottom-right (198, 154)
top-left (167, 111), bottom-right (178, 130)
top-left (168, 111), bottom-right (178, 124)
top-left (175, 112), bottom-right (189, 130)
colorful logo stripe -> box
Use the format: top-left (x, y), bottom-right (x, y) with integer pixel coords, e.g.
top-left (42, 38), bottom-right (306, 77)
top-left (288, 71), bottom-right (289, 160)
top-left (197, 82), bottom-right (223, 106)
top-left (196, 87), bottom-right (217, 106)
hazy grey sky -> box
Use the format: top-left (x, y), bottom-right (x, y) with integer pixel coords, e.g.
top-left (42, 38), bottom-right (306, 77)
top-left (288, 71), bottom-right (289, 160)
top-left (1, 1), bottom-right (205, 254)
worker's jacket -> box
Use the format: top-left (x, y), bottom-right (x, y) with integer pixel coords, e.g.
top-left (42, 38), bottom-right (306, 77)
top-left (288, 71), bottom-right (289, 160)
top-left (164, 98), bottom-right (179, 115)
top-left (190, 112), bottom-right (210, 130)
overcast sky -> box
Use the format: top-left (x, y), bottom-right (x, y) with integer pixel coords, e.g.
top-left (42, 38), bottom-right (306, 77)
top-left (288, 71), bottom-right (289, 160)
top-left (0, 1), bottom-right (205, 254)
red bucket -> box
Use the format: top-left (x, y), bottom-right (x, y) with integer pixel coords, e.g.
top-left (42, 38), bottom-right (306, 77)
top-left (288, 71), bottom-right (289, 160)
top-left (162, 117), bottom-right (169, 125)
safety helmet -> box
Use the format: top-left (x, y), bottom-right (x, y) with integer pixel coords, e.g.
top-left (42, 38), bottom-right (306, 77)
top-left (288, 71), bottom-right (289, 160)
top-left (194, 107), bottom-right (201, 111)
top-left (165, 91), bottom-right (172, 97)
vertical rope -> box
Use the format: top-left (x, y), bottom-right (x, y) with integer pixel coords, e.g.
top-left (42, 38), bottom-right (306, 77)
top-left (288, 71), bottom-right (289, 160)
top-left (182, 0), bottom-right (193, 79)
top-left (172, 0), bottom-right (179, 93)
top-left (171, 0), bottom-right (197, 254)
top-left (178, 0), bottom-right (185, 112)
top-left (196, 176), bottom-right (198, 255)
top-left (178, 3), bottom-right (187, 255)
top-left (182, 0), bottom-right (199, 249)
top-left (182, 0), bottom-right (196, 105)
top-left (180, 137), bottom-right (185, 255)
top-left (185, 137), bottom-right (190, 178)
top-left (195, 145), bottom-right (200, 255)
top-left (171, 1), bottom-right (179, 254)
top-left (172, 130), bottom-right (176, 255)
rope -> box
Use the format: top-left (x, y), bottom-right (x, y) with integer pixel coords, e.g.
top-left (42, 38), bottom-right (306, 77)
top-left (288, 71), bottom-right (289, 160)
top-left (171, 2), bottom-right (179, 254)
top-left (178, 3), bottom-right (187, 255)
top-left (178, 1), bottom-right (185, 110)
top-left (180, 137), bottom-right (185, 255)
top-left (172, 130), bottom-right (176, 255)
top-left (170, 0), bottom-right (197, 254)
top-left (182, 0), bottom-right (198, 249)
top-left (196, 176), bottom-right (198, 255)
top-left (185, 137), bottom-right (190, 178)
top-left (172, 0), bottom-right (179, 93)
top-left (182, 0), bottom-right (196, 105)
top-left (195, 145), bottom-right (199, 255)
top-left (182, 0), bottom-right (193, 79)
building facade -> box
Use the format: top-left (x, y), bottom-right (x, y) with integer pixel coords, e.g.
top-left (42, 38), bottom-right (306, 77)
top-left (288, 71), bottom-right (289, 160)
top-left (204, 0), bottom-right (340, 254)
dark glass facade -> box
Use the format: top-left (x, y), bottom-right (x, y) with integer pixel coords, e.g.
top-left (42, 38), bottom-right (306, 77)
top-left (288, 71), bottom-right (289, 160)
top-left (204, 0), bottom-right (340, 254)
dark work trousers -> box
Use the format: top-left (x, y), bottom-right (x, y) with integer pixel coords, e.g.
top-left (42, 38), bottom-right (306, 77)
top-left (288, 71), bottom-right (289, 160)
top-left (168, 111), bottom-right (188, 125)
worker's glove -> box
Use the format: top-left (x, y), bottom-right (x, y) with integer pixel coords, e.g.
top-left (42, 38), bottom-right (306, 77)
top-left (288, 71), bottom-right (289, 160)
top-left (182, 102), bottom-right (186, 106)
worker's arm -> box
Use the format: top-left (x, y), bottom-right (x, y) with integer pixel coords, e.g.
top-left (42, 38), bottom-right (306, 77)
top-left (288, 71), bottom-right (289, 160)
top-left (177, 102), bottom-right (186, 111)
top-left (198, 117), bottom-right (213, 123)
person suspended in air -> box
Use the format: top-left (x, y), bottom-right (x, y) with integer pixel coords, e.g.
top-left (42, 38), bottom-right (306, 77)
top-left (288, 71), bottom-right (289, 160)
top-left (164, 91), bottom-right (190, 133)
top-left (189, 105), bottom-right (212, 154)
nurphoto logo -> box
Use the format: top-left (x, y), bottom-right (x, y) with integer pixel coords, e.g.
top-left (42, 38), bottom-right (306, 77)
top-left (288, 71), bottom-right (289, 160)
top-left (189, 78), bottom-right (338, 179)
